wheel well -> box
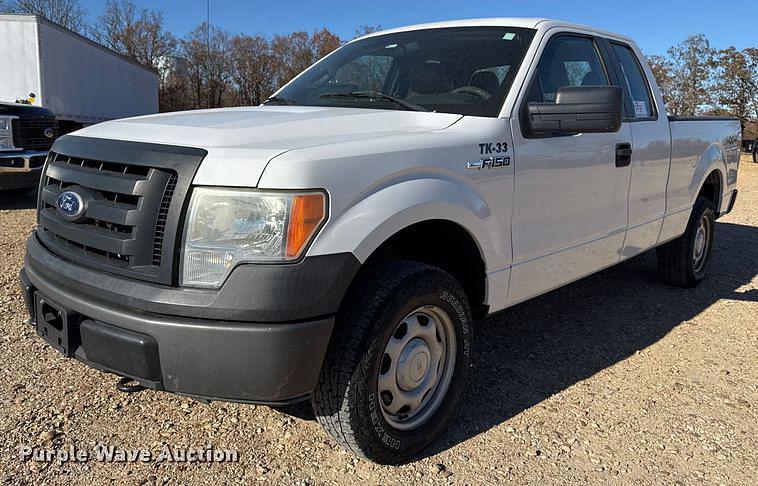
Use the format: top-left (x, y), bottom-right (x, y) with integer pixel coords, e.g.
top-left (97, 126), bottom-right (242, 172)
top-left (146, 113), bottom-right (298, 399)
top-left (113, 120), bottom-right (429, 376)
top-left (698, 170), bottom-right (722, 210)
top-left (362, 220), bottom-right (488, 319)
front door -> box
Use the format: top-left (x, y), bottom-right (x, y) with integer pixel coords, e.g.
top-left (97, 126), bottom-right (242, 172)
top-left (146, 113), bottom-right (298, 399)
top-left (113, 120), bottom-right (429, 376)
top-left (507, 33), bottom-right (632, 306)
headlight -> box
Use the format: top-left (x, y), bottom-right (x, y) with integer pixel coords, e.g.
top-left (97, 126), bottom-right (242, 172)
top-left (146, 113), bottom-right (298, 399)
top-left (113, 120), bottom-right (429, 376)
top-left (0, 116), bottom-right (15, 150)
top-left (181, 187), bottom-right (327, 288)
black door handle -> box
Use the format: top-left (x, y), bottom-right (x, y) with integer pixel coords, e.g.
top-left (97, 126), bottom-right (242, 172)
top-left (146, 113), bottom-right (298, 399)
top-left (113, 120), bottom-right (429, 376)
top-left (615, 143), bottom-right (632, 167)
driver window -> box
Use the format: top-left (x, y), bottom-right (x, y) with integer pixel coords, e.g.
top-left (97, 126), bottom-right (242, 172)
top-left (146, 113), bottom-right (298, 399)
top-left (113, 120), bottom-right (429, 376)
top-left (527, 35), bottom-right (609, 103)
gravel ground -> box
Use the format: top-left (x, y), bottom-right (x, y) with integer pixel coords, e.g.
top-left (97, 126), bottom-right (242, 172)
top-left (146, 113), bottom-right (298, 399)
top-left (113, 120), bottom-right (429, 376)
top-left (1, 156), bottom-right (756, 485)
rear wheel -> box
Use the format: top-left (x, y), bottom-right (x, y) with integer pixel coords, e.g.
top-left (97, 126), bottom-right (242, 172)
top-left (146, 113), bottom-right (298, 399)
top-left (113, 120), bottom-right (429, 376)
top-left (312, 261), bottom-right (473, 464)
top-left (656, 197), bottom-right (715, 287)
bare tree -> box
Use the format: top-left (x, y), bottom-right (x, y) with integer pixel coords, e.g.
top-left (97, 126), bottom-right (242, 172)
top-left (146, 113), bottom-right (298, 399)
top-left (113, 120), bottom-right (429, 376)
top-left (270, 28), bottom-right (341, 88)
top-left (311, 27), bottom-right (341, 59)
top-left (92, 0), bottom-right (176, 70)
top-left (0, 0), bottom-right (87, 33)
top-left (179, 23), bottom-right (233, 109)
top-left (229, 34), bottom-right (275, 106)
top-left (665, 34), bottom-right (716, 116)
top-left (353, 25), bottom-right (382, 39)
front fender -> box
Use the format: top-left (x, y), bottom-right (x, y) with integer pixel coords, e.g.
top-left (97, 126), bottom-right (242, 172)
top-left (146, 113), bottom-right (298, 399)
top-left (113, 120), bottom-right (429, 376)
top-left (308, 177), bottom-right (505, 270)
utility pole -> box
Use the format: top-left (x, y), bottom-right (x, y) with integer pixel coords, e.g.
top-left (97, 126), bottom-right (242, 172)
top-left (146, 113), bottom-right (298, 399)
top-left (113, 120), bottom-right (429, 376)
top-left (206, 0), bottom-right (211, 52)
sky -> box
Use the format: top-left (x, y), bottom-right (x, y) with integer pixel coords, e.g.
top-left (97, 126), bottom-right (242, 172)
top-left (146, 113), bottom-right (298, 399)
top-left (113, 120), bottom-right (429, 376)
top-left (78, 0), bottom-right (756, 55)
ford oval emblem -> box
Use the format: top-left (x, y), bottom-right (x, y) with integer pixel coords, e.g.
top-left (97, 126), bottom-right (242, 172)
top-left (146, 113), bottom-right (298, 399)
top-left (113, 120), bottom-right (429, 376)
top-left (56, 191), bottom-right (86, 221)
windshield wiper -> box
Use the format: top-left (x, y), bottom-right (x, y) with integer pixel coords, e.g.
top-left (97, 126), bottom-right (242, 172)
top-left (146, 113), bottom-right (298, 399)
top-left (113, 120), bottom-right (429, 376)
top-left (319, 91), bottom-right (428, 112)
top-left (262, 95), bottom-right (296, 106)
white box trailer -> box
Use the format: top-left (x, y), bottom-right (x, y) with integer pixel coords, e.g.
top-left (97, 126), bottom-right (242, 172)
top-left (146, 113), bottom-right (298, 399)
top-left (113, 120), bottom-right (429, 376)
top-left (0, 14), bottom-right (158, 129)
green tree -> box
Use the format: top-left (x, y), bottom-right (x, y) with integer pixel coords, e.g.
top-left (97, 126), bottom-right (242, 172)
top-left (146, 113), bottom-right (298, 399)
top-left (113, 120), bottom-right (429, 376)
top-left (646, 54), bottom-right (675, 109)
top-left (666, 34), bottom-right (716, 116)
top-left (712, 46), bottom-right (758, 134)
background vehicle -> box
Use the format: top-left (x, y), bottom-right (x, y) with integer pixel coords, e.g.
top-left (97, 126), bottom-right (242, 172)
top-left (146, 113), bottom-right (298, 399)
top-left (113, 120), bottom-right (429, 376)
top-left (0, 14), bottom-right (158, 194)
top-left (19, 18), bottom-right (741, 464)
top-left (0, 14), bottom-right (158, 132)
top-left (0, 102), bottom-right (55, 194)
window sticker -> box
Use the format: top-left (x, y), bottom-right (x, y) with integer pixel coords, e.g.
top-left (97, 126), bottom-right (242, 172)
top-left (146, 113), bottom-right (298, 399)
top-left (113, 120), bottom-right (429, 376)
top-left (633, 100), bottom-right (649, 118)
top-left (503, 32), bottom-right (516, 41)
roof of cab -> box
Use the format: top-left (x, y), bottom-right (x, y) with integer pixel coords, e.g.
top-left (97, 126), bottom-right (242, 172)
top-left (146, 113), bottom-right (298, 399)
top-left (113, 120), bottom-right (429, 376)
top-left (356, 17), bottom-right (634, 44)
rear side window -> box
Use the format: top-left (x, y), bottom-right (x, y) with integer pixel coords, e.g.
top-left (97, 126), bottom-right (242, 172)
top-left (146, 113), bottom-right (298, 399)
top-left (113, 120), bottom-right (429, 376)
top-left (527, 35), bottom-right (609, 103)
top-left (610, 43), bottom-right (655, 119)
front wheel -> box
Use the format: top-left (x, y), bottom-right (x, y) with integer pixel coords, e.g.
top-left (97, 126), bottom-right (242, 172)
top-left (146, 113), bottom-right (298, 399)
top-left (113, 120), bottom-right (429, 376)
top-left (656, 197), bottom-right (715, 287)
top-left (312, 261), bottom-right (473, 464)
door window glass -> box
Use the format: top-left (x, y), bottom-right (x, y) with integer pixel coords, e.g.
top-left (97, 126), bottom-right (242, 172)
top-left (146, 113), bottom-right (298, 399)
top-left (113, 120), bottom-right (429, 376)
top-left (610, 43), bottom-right (655, 119)
top-left (527, 35), bottom-right (609, 102)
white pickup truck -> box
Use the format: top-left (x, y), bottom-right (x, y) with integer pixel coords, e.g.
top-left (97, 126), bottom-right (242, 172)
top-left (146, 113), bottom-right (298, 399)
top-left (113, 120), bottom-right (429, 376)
top-left (21, 18), bottom-right (740, 464)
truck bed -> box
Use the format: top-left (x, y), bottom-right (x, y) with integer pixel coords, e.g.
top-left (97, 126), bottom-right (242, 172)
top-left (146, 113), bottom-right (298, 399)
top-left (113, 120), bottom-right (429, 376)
top-left (667, 116), bottom-right (741, 218)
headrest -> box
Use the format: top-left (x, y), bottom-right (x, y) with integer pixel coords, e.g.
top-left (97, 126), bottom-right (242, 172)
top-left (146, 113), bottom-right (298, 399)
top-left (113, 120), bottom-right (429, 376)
top-left (410, 62), bottom-right (451, 94)
top-left (470, 71), bottom-right (499, 95)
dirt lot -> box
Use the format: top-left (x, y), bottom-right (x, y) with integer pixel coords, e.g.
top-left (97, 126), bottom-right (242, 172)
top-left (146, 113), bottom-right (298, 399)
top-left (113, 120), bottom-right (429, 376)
top-left (1, 156), bottom-right (756, 485)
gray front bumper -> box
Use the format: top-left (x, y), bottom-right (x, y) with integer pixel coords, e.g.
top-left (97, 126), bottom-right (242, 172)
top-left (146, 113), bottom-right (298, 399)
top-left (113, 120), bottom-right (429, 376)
top-left (21, 237), bottom-right (345, 404)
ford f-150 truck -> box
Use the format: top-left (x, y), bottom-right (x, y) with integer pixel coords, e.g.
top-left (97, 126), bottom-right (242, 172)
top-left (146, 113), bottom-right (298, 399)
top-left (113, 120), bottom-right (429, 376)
top-left (20, 18), bottom-right (740, 464)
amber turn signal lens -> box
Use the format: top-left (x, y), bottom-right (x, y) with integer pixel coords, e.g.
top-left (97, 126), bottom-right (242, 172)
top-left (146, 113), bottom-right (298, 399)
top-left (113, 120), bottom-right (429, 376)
top-left (286, 193), bottom-right (326, 258)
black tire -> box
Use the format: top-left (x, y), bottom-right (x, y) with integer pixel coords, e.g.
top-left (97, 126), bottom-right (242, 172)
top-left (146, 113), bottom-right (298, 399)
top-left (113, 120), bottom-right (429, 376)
top-left (656, 197), bottom-right (715, 287)
top-left (312, 260), bottom-right (473, 464)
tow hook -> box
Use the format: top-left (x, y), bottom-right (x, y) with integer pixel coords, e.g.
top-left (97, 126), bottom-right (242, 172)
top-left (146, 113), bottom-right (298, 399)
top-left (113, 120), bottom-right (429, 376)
top-left (116, 377), bottom-right (146, 393)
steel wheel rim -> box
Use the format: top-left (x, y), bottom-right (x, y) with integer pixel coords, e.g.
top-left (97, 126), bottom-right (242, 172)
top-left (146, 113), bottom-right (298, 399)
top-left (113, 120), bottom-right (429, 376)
top-left (693, 214), bottom-right (711, 272)
top-left (377, 305), bottom-right (457, 431)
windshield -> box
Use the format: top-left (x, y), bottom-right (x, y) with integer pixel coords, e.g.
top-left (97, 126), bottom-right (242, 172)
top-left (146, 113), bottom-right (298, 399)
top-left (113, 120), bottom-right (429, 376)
top-left (272, 27), bottom-right (536, 117)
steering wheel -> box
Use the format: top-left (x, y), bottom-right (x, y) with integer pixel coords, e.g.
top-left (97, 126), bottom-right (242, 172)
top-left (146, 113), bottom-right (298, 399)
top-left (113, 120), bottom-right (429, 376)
top-left (451, 86), bottom-right (491, 99)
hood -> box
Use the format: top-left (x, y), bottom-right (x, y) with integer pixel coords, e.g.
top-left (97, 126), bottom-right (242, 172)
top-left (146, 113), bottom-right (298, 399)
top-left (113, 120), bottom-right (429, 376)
top-left (73, 106), bottom-right (463, 187)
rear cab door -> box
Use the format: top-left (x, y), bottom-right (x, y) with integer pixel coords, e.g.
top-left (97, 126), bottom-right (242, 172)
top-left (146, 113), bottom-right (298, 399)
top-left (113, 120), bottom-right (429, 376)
top-left (506, 29), bottom-right (633, 306)
top-left (599, 38), bottom-right (672, 259)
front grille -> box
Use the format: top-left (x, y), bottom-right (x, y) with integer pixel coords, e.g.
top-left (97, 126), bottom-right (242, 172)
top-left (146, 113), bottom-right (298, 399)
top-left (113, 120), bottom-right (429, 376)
top-left (39, 152), bottom-right (175, 273)
top-left (12, 117), bottom-right (58, 150)
top-left (152, 173), bottom-right (177, 265)
top-left (36, 136), bottom-right (206, 285)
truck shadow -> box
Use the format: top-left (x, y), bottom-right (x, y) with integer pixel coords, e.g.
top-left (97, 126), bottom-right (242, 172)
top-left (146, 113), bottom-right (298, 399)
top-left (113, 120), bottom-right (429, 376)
top-left (424, 220), bottom-right (757, 458)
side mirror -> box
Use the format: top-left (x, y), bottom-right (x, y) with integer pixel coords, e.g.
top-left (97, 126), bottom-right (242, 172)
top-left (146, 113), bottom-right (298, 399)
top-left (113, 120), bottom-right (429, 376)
top-left (526, 86), bottom-right (623, 136)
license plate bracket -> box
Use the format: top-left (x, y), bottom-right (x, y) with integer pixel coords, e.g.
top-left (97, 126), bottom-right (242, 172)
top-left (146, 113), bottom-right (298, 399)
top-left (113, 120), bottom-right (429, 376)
top-left (34, 294), bottom-right (77, 357)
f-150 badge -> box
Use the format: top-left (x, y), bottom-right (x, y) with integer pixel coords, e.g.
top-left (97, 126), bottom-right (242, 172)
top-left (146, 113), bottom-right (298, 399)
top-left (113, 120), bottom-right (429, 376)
top-left (467, 156), bottom-right (510, 170)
